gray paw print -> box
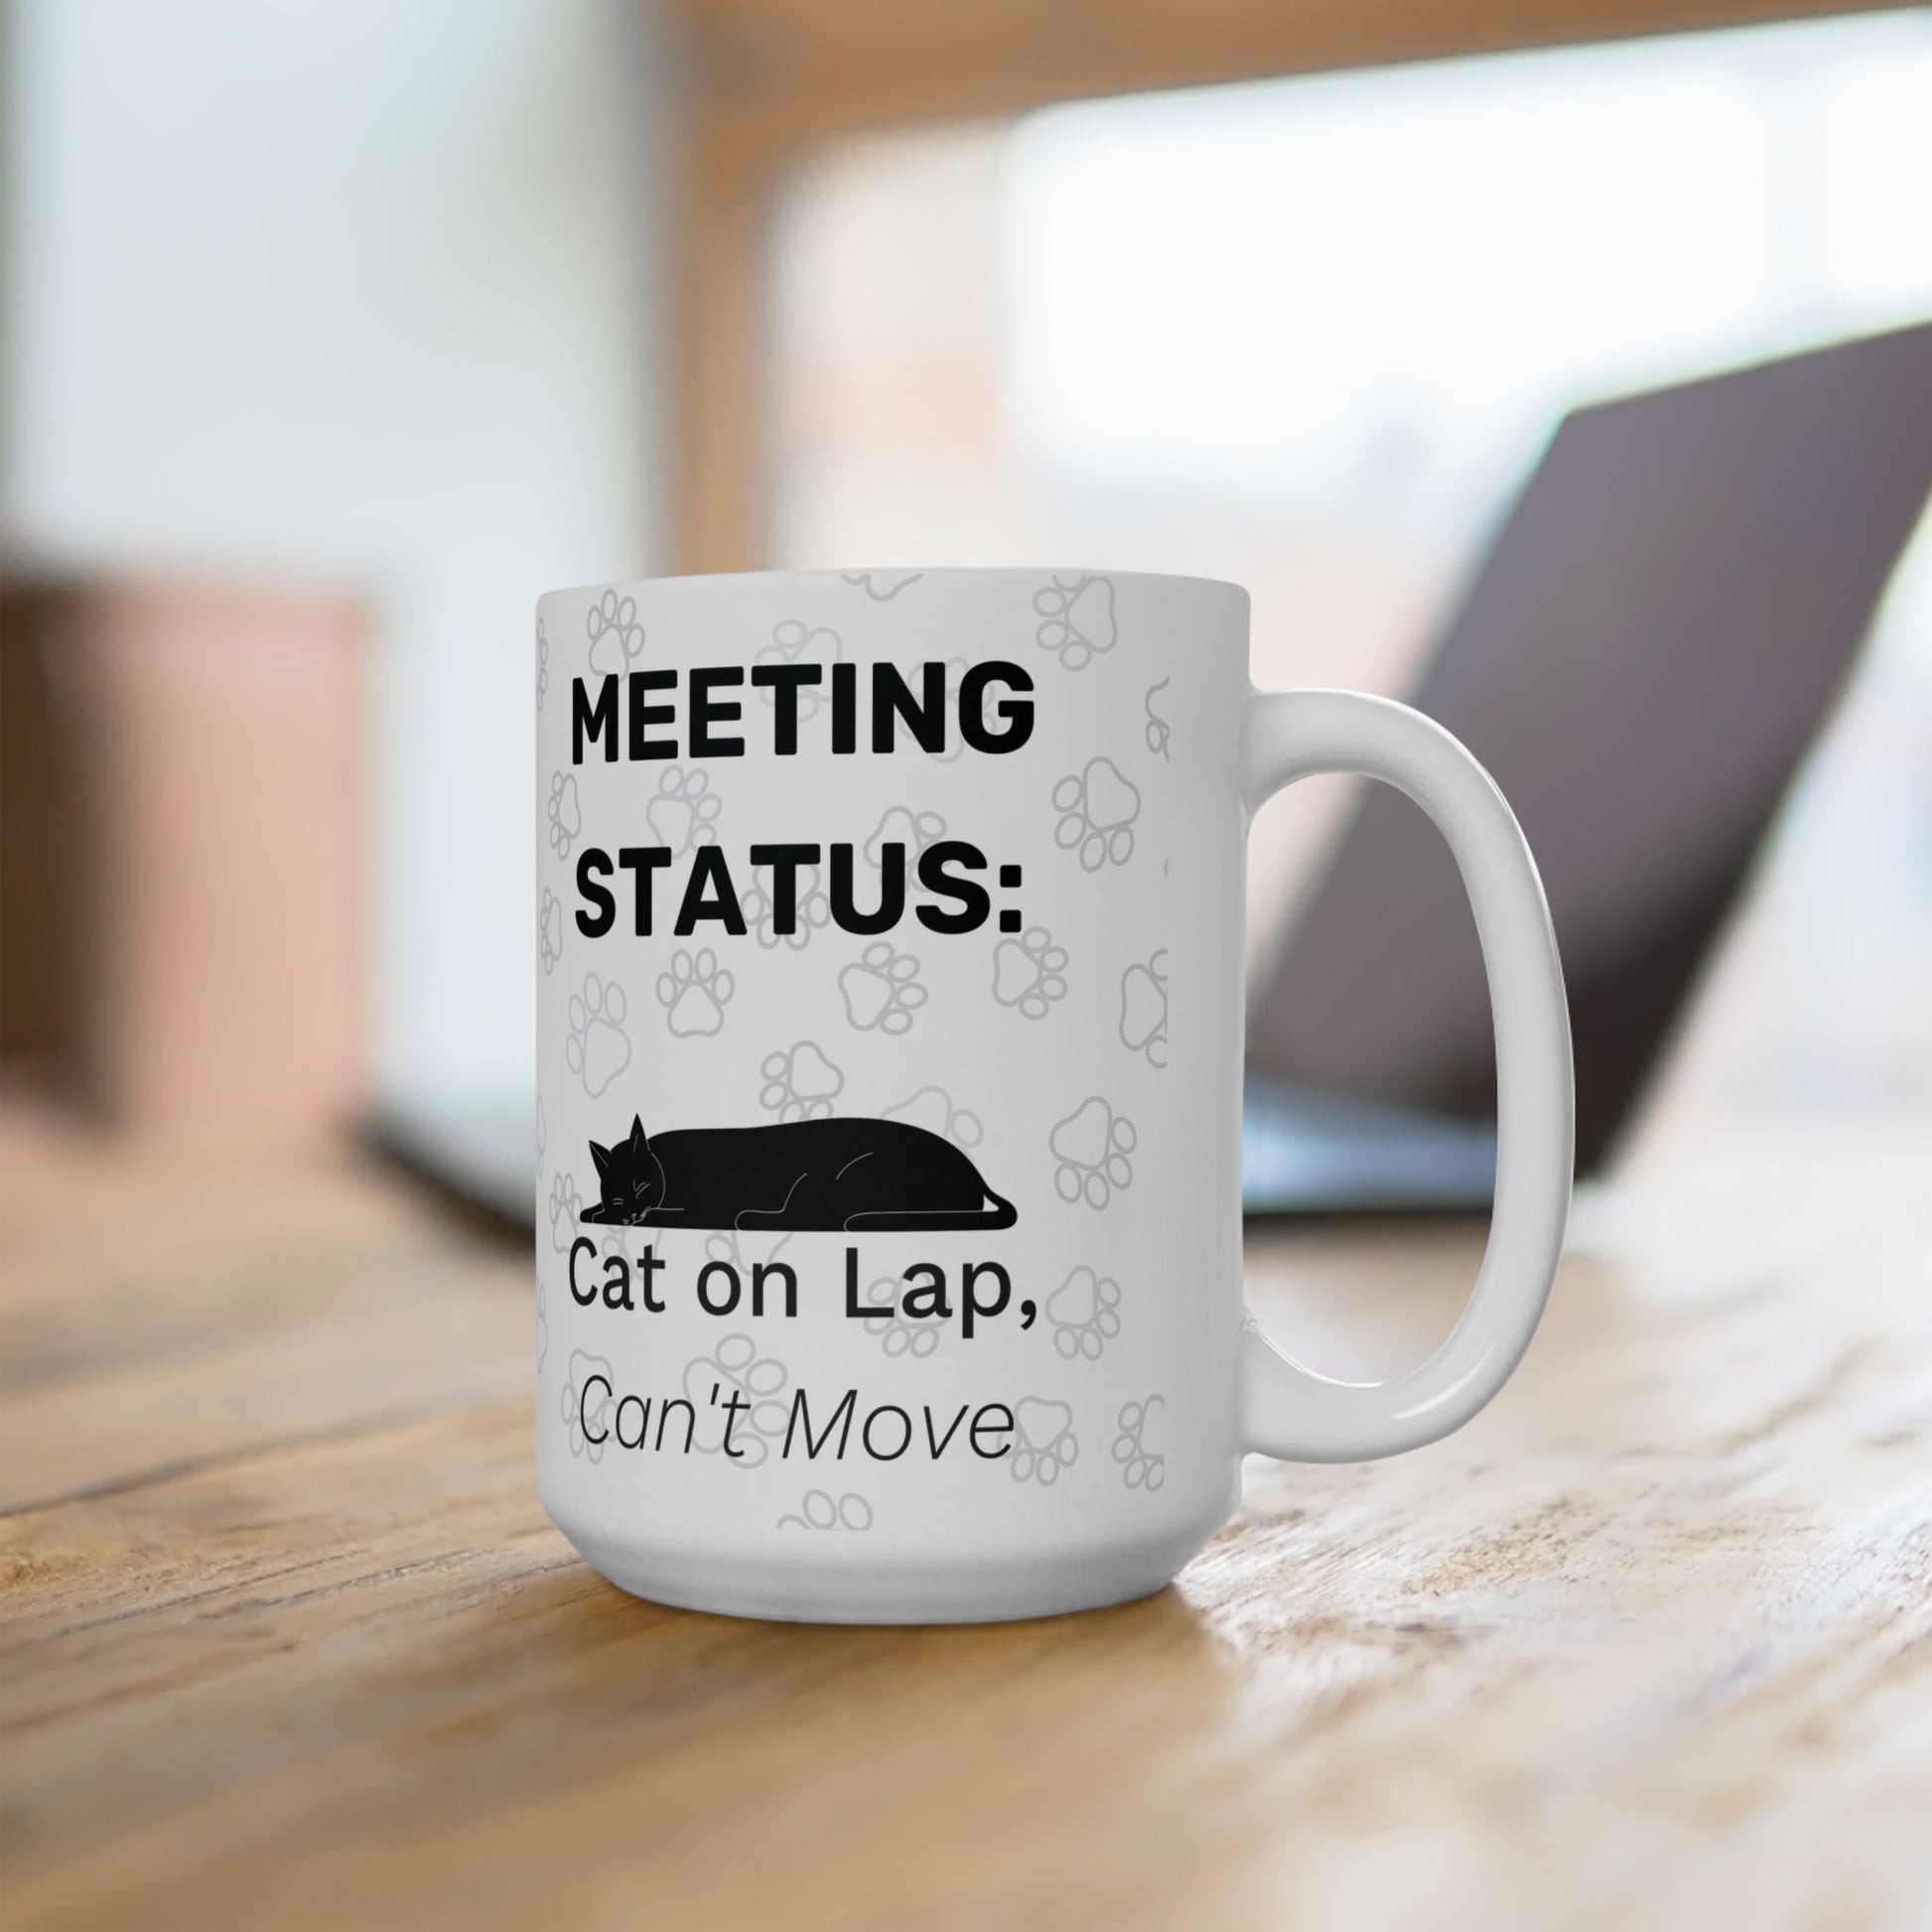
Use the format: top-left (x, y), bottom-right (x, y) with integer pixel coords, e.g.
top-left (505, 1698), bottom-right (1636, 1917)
top-left (595, 1225), bottom-right (646, 1272)
top-left (1144, 678), bottom-right (1172, 759)
top-left (841, 571), bottom-right (922, 602)
top-left (705, 1226), bottom-right (793, 1279)
top-left (538, 888), bottom-right (564, 975)
top-left (882, 1085), bottom-right (983, 1149)
top-left (646, 764), bottom-right (721, 856)
top-left (564, 1348), bottom-right (616, 1461)
top-left (1034, 574), bottom-right (1117, 671)
top-left (1118, 949), bottom-right (1169, 1068)
top-left (759, 1040), bottom-right (844, 1121)
top-left (865, 805), bottom-right (947, 870)
top-left (536, 619), bottom-right (550, 711)
top-left (743, 861), bottom-right (831, 951)
top-left (1113, 1397), bottom-right (1167, 1491)
top-left (1049, 1096), bottom-right (1137, 1209)
top-left (778, 1489), bottom-right (876, 1530)
top-left (657, 946), bottom-right (735, 1037)
top-left (546, 1170), bottom-right (583, 1251)
top-left (1011, 1398), bottom-right (1079, 1486)
top-left (565, 973), bottom-right (631, 1097)
top-left (839, 941), bottom-right (927, 1035)
top-left (992, 925), bottom-right (1069, 1021)
top-left (758, 619), bottom-right (842, 717)
top-left (586, 588), bottom-right (645, 677)
top-left (1045, 1265), bottom-right (1122, 1361)
top-left (684, 1332), bottom-right (789, 1469)
top-left (1052, 758), bottom-right (1140, 871)
top-left (860, 1271), bottom-right (951, 1358)
top-left (547, 771), bottom-right (582, 859)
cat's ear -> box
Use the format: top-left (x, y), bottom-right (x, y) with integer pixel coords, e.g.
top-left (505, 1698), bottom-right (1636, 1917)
top-left (589, 1140), bottom-right (613, 1179)
top-left (627, 1115), bottom-right (649, 1154)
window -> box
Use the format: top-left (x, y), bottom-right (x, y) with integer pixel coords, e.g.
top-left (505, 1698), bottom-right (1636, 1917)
top-left (771, 11), bottom-right (1932, 1117)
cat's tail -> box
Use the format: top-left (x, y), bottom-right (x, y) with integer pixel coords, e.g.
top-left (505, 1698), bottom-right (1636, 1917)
top-left (845, 1186), bottom-right (1018, 1233)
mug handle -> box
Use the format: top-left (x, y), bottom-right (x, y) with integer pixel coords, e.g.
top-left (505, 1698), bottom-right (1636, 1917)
top-left (1240, 690), bottom-right (1574, 1460)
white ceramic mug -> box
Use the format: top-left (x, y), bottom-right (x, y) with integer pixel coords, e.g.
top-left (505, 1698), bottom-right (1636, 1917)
top-left (534, 568), bottom-right (1571, 1623)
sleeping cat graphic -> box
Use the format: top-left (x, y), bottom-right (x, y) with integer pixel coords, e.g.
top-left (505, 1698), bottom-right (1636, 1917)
top-left (581, 1112), bottom-right (1018, 1232)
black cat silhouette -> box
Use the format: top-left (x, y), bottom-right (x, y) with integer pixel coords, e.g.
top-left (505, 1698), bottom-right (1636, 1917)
top-left (581, 1112), bottom-right (1017, 1232)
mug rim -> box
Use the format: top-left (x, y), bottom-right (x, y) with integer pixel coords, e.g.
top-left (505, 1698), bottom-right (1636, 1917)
top-left (537, 565), bottom-right (1251, 610)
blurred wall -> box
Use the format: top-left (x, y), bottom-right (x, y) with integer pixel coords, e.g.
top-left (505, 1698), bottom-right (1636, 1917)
top-left (1, 0), bottom-right (669, 1108)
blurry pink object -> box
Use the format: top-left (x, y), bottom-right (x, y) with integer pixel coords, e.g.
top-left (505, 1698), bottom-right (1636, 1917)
top-left (1, 578), bottom-right (365, 1140)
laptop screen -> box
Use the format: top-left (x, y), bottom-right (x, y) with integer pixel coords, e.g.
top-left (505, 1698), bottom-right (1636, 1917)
top-left (1246, 323), bottom-right (1932, 1174)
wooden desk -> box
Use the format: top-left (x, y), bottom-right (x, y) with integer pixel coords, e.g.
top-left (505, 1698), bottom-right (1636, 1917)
top-left (5, 1127), bottom-right (1931, 1929)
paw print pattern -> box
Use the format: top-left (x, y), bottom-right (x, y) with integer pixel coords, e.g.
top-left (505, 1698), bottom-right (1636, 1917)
top-left (778, 1490), bottom-right (876, 1530)
top-left (860, 1273), bottom-right (951, 1358)
top-left (1034, 574), bottom-right (1117, 671)
top-left (1145, 677), bottom-right (1172, 759)
top-left (1119, 950), bottom-right (1169, 1068)
top-left (683, 1333), bottom-right (789, 1469)
top-left (547, 771), bottom-right (582, 859)
top-left (565, 973), bottom-right (631, 1097)
top-left (646, 765), bottom-right (721, 857)
top-left (657, 947), bottom-right (735, 1037)
top-left (992, 926), bottom-right (1069, 1021)
top-left (535, 1209), bottom-right (552, 1369)
top-left (865, 805), bottom-right (947, 871)
top-left (546, 1171), bottom-right (584, 1251)
top-left (538, 888), bottom-right (564, 975)
top-left (1113, 1397), bottom-right (1167, 1491)
top-left (1052, 758), bottom-right (1140, 872)
top-left (1049, 1096), bottom-right (1137, 1209)
top-left (743, 861), bottom-right (832, 951)
top-left (1045, 1265), bottom-right (1122, 1361)
top-left (536, 619), bottom-right (550, 711)
top-left (585, 588), bottom-right (645, 676)
top-left (759, 1040), bottom-right (844, 1122)
top-left (882, 1085), bottom-right (983, 1149)
top-left (1010, 1398), bottom-right (1079, 1487)
top-left (594, 1226), bottom-right (647, 1276)
top-left (841, 572), bottom-right (922, 603)
top-left (564, 1348), bottom-right (616, 1461)
top-left (839, 941), bottom-right (927, 1035)
top-left (758, 620), bottom-right (842, 718)
top-left (705, 1226), bottom-right (793, 1280)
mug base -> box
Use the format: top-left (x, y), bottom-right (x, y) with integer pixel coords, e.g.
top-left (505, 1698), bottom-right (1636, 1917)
top-left (557, 1521), bottom-right (1212, 1625)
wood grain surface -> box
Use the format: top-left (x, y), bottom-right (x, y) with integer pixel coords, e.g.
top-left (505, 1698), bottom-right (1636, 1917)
top-left (4, 1125), bottom-right (1931, 1930)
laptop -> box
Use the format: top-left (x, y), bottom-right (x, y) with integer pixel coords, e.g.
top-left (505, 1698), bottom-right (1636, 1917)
top-left (376, 323), bottom-right (1932, 1230)
top-left (1242, 321), bottom-right (1932, 1214)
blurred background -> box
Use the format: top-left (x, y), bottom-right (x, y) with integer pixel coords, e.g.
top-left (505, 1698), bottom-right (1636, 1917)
top-left (4, 0), bottom-right (1931, 1178)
